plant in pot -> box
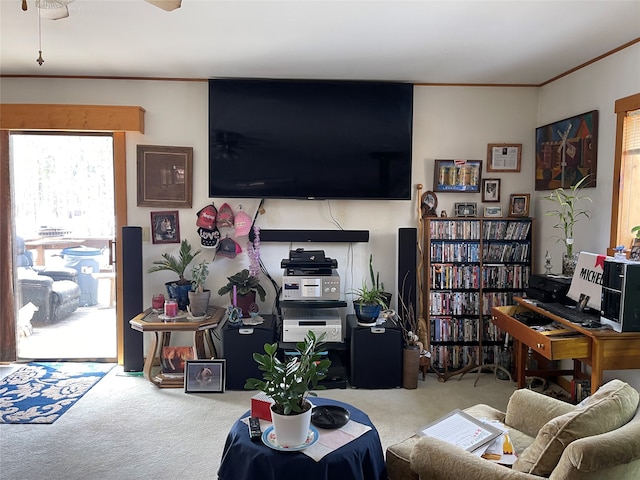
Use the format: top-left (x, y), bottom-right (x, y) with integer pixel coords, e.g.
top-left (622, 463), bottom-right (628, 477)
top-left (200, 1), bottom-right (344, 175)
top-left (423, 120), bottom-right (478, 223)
top-left (350, 279), bottom-right (387, 326)
top-left (632, 225), bottom-right (640, 246)
top-left (148, 239), bottom-right (201, 311)
top-left (217, 268), bottom-right (266, 318)
top-left (397, 292), bottom-right (424, 389)
top-left (187, 260), bottom-right (210, 317)
top-left (245, 331), bottom-right (331, 447)
top-left (369, 254), bottom-right (392, 308)
top-left (543, 175), bottom-right (592, 276)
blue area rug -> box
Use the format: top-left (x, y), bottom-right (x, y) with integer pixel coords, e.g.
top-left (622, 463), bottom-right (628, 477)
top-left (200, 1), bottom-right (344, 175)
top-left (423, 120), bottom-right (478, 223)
top-left (0, 362), bottom-right (114, 424)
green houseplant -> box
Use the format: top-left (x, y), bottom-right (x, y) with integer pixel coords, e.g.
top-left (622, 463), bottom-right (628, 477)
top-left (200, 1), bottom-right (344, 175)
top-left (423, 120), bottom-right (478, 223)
top-left (369, 254), bottom-right (392, 308)
top-left (187, 260), bottom-right (210, 317)
top-left (217, 268), bottom-right (266, 318)
top-left (148, 239), bottom-right (201, 310)
top-left (543, 175), bottom-right (592, 274)
top-left (351, 278), bottom-right (387, 325)
top-left (632, 225), bottom-right (640, 243)
top-left (245, 331), bottom-right (331, 447)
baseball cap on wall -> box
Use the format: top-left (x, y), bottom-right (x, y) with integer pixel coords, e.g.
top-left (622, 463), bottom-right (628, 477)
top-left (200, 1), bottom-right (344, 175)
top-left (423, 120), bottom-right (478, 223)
top-left (196, 204), bottom-right (217, 230)
top-left (218, 236), bottom-right (242, 258)
top-left (234, 208), bottom-right (252, 237)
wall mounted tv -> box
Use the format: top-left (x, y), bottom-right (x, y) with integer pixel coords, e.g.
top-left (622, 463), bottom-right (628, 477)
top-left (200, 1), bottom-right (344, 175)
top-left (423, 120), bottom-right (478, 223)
top-left (208, 78), bottom-right (413, 200)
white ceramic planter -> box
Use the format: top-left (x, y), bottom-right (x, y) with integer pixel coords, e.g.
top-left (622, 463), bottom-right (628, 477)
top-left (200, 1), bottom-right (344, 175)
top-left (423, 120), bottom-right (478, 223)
top-left (270, 403), bottom-right (312, 447)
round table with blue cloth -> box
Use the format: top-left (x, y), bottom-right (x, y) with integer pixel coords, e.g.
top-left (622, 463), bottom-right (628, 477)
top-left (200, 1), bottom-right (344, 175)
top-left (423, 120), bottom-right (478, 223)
top-left (217, 397), bottom-right (387, 480)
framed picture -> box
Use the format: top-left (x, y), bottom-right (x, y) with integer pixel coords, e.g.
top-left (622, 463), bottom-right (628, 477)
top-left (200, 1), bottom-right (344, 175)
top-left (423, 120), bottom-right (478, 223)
top-left (454, 202), bottom-right (477, 218)
top-left (482, 178), bottom-right (501, 202)
top-left (487, 144), bottom-right (522, 172)
top-left (185, 359), bottom-right (226, 393)
top-left (137, 145), bottom-right (193, 207)
top-left (535, 110), bottom-right (598, 191)
top-left (433, 159), bottom-right (482, 193)
top-left (151, 210), bottom-right (180, 244)
top-left (421, 190), bottom-right (438, 217)
top-left (630, 245), bottom-right (640, 261)
top-left (508, 194), bottom-right (530, 217)
top-left (484, 206), bottom-right (503, 218)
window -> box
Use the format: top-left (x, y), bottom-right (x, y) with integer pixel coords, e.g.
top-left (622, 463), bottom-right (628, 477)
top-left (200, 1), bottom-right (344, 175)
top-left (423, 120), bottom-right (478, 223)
top-left (610, 93), bottom-right (640, 253)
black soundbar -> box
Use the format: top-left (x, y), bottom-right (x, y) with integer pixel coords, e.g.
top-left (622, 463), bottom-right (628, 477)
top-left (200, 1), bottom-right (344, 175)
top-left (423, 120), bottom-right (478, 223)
top-left (250, 229), bottom-right (369, 243)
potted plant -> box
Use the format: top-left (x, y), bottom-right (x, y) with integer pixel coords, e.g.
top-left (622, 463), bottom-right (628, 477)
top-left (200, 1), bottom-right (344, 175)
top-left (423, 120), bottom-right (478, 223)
top-left (245, 331), bottom-right (331, 447)
top-left (369, 254), bottom-right (392, 308)
top-left (543, 175), bottom-right (592, 275)
top-left (632, 225), bottom-right (640, 246)
top-left (397, 291), bottom-right (423, 389)
top-left (217, 268), bottom-right (266, 318)
top-left (187, 260), bottom-right (210, 317)
top-left (351, 279), bottom-right (387, 326)
top-left (148, 239), bottom-right (201, 311)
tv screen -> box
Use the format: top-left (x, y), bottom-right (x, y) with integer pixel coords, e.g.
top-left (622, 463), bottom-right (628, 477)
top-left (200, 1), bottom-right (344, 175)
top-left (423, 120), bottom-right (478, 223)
top-left (208, 79), bottom-right (413, 200)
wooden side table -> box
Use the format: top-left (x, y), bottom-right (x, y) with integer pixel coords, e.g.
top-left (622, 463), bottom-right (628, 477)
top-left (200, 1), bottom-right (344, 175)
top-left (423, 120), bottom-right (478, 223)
top-left (129, 305), bottom-right (224, 388)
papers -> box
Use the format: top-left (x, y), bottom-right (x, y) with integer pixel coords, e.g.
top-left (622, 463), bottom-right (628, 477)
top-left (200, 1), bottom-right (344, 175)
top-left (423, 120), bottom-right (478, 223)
top-left (416, 409), bottom-right (502, 452)
top-left (473, 419), bottom-right (518, 466)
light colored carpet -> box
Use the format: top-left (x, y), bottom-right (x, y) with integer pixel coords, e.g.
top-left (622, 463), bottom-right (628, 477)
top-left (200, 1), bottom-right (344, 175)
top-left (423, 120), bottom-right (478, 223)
top-left (0, 366), bottom-right (517, 480)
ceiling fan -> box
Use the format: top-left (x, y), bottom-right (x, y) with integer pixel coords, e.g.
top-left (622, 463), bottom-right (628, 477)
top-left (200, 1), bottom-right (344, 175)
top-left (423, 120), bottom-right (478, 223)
top-left (21, 0), bottom-right (182, 20)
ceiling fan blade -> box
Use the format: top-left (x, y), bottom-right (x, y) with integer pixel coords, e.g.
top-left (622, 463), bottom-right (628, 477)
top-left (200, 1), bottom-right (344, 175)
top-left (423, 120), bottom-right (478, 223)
top-left (144, 0), bottom-right (182, 11)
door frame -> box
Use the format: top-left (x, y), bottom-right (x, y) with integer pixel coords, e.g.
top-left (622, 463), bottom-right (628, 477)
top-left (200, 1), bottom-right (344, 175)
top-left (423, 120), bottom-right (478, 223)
top-left (0, 104), bottom-right (145, 364)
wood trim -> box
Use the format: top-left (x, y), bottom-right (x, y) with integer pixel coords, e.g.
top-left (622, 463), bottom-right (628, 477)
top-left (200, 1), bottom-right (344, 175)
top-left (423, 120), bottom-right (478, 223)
top-left (113, 132), bottom-right (128, 365)
top-left (0, 104), bottom-right (145, 133)
top-left (0, 130), bottom-right (16, 362)
top-left (609, 93), bottom-right (640, 255)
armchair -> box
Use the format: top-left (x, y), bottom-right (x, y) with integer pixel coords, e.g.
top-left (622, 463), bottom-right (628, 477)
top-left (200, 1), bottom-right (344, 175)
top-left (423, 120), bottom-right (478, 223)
top-left (387, 379), bottom-right (640, 480)
top-left (15, 236), bottom-right (81, 325)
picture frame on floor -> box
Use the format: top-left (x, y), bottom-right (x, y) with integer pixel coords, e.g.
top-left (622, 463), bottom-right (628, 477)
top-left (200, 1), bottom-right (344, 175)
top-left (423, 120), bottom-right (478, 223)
top-left (185, 359), bottom-right (226, 393)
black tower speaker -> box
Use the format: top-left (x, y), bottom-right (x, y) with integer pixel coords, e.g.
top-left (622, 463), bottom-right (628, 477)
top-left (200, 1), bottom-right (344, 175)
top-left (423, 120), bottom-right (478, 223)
top-left (349, 315), bottom-right (402, 388)
top-left (398, 227), bottom-right (417, 319)
top-left (121, 226), bottom-right (144, 372)
top-left (222, 316), bottom-right (276, 389)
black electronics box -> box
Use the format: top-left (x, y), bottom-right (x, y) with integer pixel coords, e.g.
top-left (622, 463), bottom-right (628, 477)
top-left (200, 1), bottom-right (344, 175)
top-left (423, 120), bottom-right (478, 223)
top-left (525, 274), bottom-right (572, 303)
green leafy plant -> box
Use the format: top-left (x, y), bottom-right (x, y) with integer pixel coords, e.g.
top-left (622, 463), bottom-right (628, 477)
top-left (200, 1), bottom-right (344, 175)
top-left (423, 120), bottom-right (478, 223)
top-left (632, 225), bottom-right (640, 240)
top-left (369, 253), bottom-right (384, 292)
top-left (217, 268), bottom-right (266, 301)
top-left (245, 331), bottom-right (331, 415)
top-left (190, 260), bottom-right (209, 293)
top-left (147, 239), bottom-right (201, 285)
top-left (543, 175), bottom-right (592, 257)
top-left (350, 279), bottom-right (386, 306)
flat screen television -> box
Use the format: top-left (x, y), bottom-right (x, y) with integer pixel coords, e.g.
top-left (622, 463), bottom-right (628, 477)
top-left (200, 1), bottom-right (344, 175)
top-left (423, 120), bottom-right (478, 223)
top-left (208, 78), bottom-right (413, 200)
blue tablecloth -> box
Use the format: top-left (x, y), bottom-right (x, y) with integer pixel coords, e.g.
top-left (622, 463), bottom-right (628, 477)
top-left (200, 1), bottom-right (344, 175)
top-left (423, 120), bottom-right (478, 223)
top-left (218, 397), bottom-right (387, 480)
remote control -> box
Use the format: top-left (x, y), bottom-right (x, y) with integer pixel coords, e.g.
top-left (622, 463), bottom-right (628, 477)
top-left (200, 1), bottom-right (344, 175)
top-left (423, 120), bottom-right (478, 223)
top-left (248, 416), bottom-right (262, 441)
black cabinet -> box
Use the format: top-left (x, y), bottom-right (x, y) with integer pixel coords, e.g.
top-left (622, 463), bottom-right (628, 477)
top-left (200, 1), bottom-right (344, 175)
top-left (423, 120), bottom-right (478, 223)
top-left (348, 314), bottom-right (402, 388)
top-left (220, 315), bottom-right (276, 390)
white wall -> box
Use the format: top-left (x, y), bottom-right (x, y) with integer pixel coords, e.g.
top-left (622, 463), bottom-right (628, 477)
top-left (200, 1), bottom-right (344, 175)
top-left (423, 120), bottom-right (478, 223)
top-left (536, 43), bottom-right (640, 390)
top-left (2, 43), bottom-right (639, 389)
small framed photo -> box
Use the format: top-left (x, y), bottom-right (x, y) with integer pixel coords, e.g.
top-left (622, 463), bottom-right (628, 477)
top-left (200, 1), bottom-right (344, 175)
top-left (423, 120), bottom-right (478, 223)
top-left (630, 245), bottom-right (640, 261)
top-left (482, 178), bottom-right (501, 202)
top-left (185, 359), bottom-right (226, 393)
top-left (508, 194), bottom-right (530, 217)
top-left (433, 159), bottom-right (482, 193)
top-left (487, 143), bottom-right (521, 172)
top-left (484, 206), bottom-right (503, 218)
top-left (151, 210), bottom-right (180, 244)
top-left (454, 202), bottom-right (477, 218)
top-left (137, 145), bottom-right (193, 208)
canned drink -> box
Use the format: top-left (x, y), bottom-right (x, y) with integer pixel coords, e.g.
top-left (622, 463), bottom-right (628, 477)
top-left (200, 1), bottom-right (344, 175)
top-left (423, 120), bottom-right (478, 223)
top-left (448, 166), bottom-right (458, 185)
top-left (164, 300), bottom-right (178, 317)
top-left (438, 166), bottom-right (448, 185)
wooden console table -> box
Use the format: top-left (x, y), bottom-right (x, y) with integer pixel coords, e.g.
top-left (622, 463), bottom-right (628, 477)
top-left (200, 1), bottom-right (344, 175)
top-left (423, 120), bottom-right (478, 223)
top-left (492, 297), bottom-right (640, 394)
top-left (129, 306), bottom-right (224, 388)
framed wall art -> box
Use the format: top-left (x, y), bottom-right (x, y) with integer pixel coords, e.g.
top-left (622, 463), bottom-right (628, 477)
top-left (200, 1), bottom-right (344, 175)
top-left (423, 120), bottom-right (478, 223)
top-left (185, 359), bottom-right (226, 393)
top-left (481, 178), bottom-right (501, 202)
top-left (454, 202), bottom-right (477, 218)
top-left (484, 206), bottom-right (503, 218)
top-left (151, 210), bottom-right (180, 244)
top-left (487, 144), bottom-right (521, 172)
top-left (137, 145), bottom-right (193, 207)
top-left (535, 110), bottom-right (598, 191)
top-left (508, 194), bottom-right (530, 217)
top-left (433, 159), bottom-right (482, 193)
